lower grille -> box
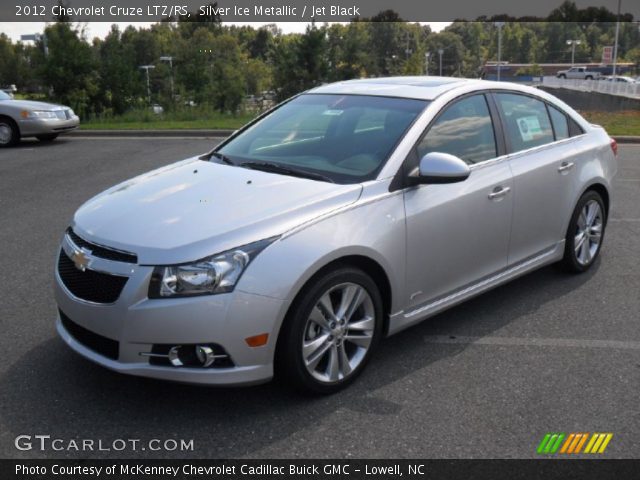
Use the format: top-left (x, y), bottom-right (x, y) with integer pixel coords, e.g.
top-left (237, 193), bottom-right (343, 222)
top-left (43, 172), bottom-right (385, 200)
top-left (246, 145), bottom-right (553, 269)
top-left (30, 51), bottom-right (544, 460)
top-left (57, 250), bottom-right (128, 304)
top-left (59, 310), bottom-right (119, 360)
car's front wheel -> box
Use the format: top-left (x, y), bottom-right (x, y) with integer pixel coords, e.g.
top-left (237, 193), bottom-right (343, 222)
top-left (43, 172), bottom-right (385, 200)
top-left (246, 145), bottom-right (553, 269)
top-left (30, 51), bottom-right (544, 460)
top-left (276, 266), bottom-right (383, 394)
top-left (0, 117), bottom-right (18, 147)
top-left (561, 190), bottom-right (606, 273)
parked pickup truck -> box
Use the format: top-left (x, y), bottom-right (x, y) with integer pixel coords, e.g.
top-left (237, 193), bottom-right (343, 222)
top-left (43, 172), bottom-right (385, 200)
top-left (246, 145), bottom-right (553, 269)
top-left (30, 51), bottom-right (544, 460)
top-left (556, 66), bottom-right (602, 80)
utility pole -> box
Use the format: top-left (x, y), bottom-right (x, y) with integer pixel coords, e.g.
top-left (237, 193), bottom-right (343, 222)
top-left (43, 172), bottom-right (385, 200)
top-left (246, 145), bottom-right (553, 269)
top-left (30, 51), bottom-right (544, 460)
top-left (495, 22), bottom-right (505, 81)
top-left (566, 39), bottom-right (582, 65)
top-left (139, 65), bottom-right (155, 105)
top-left (425, 52), bottom-right (431, 75)
top-left (438, 49), bottom-right (443, 76)
top-left (612, 0), bottom-right (621, 76)
top-left (160, 56), bottom-right (174, 101)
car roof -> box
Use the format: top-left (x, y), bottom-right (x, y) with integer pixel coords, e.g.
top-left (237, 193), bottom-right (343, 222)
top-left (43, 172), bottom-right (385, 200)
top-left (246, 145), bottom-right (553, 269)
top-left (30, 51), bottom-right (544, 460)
top-left (308, 76), bottom-right (486, 101)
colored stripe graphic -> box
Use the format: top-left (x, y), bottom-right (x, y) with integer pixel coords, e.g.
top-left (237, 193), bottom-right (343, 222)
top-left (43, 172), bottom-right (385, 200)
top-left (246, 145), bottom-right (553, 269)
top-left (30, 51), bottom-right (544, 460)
top-left (537, 433), bottom-right (565, 454)
top-left (584, 433), bottom-right (614, 454)
top-left (540, 433), bottom-right (613, 454)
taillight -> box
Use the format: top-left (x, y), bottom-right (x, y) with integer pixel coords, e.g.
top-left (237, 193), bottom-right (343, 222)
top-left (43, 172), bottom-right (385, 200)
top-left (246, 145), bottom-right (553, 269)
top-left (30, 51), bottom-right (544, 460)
top-left (610, 138), bottom-right (618, 156)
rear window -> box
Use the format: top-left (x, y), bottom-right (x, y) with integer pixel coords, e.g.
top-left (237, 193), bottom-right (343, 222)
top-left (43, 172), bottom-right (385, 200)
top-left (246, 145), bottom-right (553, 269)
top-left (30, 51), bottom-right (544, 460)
top-left (495, 93), bottom-right (554, 152)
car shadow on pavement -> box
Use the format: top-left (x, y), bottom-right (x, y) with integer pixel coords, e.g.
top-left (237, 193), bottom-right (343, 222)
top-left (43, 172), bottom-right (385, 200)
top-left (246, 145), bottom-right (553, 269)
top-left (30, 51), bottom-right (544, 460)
top-left (0, 260), bottom-right (600, 459)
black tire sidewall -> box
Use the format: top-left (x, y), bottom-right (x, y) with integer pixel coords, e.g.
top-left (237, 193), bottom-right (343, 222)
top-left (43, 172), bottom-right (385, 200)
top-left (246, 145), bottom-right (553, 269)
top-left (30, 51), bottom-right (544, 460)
top-left (276, 266), bottom-right (384, 394)
top-left (0, 119), bottom-right (18, 147)
top-left (562, 190), bottom-right (606, 273)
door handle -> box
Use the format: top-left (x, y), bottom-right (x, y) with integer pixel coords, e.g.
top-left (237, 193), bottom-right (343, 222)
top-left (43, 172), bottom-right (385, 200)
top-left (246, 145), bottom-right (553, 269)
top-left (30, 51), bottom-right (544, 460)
top-left (558, 161), bottom-right (575, 173)
top-left (488, 186), bottom-right (511, 200)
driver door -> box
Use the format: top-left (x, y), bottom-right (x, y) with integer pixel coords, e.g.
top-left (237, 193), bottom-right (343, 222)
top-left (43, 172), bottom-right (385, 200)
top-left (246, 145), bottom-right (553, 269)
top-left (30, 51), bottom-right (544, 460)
top-left (403, 93), bottom-right (514, 310)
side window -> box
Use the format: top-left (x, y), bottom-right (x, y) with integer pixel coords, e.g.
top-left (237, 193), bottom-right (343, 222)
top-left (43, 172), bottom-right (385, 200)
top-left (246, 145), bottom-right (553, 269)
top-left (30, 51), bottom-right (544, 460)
top-left (495, 93), bottom-right (554, 152)
top-left (548, 105), bottom-right (569, 140)
top-left (417, 94), bottom-right (497, 165)
top-left (568, 117), bottom-right (584, 137)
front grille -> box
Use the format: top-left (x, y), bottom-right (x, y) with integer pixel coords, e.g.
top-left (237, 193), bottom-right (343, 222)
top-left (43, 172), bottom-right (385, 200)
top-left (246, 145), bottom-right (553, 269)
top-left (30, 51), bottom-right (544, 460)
top-left (67, 228), bottom-right (137, 264)
top-left (58, 250), bottom-right (128, 304)
top-left (59, 310), bottom-right (119, 360)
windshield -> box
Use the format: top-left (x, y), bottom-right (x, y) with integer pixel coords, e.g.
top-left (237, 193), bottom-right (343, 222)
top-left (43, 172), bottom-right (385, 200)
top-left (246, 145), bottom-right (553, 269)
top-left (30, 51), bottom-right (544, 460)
top-left (217, 94), bottom-right (427, 184)
top-left (0, 91), bottom-right (11, 100)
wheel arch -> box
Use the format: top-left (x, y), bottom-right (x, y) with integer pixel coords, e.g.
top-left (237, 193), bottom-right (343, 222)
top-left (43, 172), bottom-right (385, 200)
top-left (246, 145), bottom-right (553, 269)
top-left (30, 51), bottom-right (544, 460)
top-left (278, 253), bottom-right (394, 341)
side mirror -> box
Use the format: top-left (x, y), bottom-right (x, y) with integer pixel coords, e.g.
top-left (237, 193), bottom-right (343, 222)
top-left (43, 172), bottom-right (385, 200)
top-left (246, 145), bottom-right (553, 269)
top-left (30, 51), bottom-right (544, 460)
top-left (410, 152), bottom-right (471, 184)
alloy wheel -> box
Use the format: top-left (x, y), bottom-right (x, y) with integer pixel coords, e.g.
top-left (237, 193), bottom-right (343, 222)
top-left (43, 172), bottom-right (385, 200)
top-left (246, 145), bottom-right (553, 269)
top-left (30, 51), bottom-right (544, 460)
top-left (302, 282), bottom-right (375, 383)
top-left (574, 199), bottom-right (603, 266)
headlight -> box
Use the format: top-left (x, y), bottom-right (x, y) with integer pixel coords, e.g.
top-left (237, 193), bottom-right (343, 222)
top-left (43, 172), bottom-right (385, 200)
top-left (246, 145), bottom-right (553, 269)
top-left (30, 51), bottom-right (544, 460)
top-left (148, 237), bottom-right (278, 298)
top-left (67, 109), bottom-right (75, 117)
top-left (20, 110), bottom-right (57, 119)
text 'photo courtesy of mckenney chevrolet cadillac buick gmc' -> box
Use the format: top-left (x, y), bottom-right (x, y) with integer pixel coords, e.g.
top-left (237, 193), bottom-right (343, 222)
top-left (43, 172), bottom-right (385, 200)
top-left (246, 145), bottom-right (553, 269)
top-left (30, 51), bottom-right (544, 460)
top-left (54, 77), bottom-right (617, 394)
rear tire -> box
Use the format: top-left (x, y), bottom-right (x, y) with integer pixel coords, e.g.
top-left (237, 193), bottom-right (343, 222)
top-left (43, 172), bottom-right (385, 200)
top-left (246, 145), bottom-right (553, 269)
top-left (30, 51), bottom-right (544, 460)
top-left (36, 133), bottom-right (59, 142)
top-left (275, 266), bottom-right (383, 394)
top-left (558, 74), bottom-right (566, 79)
top-left (0, 117), bottom-right (19, 147)
top-left (585, 75), bottom-right (593, 80)
top-left (560, 190), bottom-right (606, 273)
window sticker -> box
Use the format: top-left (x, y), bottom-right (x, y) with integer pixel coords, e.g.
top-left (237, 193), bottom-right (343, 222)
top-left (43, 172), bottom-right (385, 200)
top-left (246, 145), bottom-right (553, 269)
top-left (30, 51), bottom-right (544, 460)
top-left (517, 115), bottom-right (543, 142)
top-left (322, 109), bottom-right (344, 116)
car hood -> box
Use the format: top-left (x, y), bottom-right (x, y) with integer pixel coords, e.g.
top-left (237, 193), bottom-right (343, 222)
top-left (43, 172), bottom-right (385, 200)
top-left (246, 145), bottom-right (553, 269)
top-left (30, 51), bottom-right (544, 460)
top-left (3, 99), bottom-right (67, 110)
top-left (73, 158), bottom-right (362, 264)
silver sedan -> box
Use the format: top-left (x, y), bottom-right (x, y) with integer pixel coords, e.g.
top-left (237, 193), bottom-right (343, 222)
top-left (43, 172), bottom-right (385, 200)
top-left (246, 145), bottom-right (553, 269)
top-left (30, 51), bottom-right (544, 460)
top-left (0, 90), bottom-right (79, 147)
top-left (54, 77), bottom-right (616, 393)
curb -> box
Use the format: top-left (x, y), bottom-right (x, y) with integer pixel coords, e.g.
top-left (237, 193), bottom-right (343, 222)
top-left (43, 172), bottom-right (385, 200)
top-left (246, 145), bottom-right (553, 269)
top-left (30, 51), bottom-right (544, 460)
top-left (613, 136), bottom-right (640, 144)
top-left (71, 129), bottom-right (234, 137)
top-left (71, 130), bottom-right (640, 143)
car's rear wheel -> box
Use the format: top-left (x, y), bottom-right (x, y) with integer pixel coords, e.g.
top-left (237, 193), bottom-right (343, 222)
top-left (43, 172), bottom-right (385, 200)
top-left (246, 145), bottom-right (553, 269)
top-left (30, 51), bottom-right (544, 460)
top-left (36, 133), bottom-right (59, 142)
top-left (558, 74), bottom-right (566, 79)
top-left (561, 190), bottom-right (606, 273)
top-left (276, 267), bottom-right (383, 394)
top-left (0, 117), bottom-right (18, 147)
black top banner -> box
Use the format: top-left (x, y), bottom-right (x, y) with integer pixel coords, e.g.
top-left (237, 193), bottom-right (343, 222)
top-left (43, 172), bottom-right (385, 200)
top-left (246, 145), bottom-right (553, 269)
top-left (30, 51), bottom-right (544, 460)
top-left (3, 0), bottom-right (639, 22)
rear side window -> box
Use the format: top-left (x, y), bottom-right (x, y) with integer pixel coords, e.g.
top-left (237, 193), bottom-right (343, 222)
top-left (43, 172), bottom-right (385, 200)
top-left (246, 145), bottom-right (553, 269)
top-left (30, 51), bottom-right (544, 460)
top-left (548, 105), bottom-right (569, 140)
top-left (417, 94), bottom-right (497, 165)
top-left (495, 93), bottom-right (554, 152)
top-left (568, 117), bottom-right (584, 137)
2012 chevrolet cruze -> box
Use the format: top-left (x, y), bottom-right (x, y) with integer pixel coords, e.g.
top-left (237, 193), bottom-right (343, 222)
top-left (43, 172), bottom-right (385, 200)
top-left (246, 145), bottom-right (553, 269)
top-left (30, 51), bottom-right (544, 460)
top-left (55, 77), bottom-right (617, 393)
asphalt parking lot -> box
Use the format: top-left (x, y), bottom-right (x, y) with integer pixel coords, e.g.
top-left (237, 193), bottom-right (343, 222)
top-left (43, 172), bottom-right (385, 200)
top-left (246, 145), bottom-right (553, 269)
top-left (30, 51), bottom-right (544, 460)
top-left (0, 137), bottom-right (638, 459)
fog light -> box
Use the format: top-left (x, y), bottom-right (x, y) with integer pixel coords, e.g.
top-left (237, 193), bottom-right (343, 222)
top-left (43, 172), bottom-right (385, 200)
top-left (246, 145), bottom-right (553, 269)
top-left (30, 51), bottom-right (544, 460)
top-left (168, 346), bottom-right (183, 366)
top-left (195, 345), bottom-right (216, 367)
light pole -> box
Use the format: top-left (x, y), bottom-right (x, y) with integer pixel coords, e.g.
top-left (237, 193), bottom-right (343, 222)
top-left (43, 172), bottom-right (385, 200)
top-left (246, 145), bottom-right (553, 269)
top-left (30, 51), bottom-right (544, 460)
top-left (160, 56), bottom-right (174, 101)
top-left (425, 52), bottom-right (431, 75)
top-left (438, 49), bottom-right (444, 76)
top-left (495, 22), bottom-right (505, 81)
top-left (612, 0), bottom-right (621, 76)
top-left (20, 33), bottom-right (48, 56)
top-left (139, 65), bottom-right (155, 105)
top-left (566, 39), bottom-right (582, 66)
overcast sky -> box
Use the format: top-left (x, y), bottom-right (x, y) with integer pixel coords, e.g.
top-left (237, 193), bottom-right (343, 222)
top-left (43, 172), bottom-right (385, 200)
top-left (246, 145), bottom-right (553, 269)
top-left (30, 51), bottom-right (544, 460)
top-left (0, 21), bottom-right (451, 42)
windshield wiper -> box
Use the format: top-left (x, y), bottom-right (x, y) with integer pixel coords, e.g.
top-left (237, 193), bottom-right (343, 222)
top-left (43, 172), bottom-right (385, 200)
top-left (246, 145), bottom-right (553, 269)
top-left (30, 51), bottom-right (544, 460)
top-left (240, 161), bottom-right (335, 183)
top-left (208, 151), bottom-right (235, 165)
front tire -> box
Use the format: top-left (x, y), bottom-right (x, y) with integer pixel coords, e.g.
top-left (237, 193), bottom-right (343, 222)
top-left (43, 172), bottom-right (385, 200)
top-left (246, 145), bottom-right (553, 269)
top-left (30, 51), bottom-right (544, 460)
top-left (561, 190), bottom-right (606, 273)
top-left (0, 117), bottom-right (18, 147)
top-left (276, 266), bottom-right (383, 394)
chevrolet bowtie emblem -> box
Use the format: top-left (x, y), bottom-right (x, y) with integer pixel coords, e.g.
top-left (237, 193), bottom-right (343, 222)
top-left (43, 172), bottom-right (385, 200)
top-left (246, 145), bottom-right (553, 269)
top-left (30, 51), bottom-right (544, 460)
top-left (71, 249), bottom-right (91, 271)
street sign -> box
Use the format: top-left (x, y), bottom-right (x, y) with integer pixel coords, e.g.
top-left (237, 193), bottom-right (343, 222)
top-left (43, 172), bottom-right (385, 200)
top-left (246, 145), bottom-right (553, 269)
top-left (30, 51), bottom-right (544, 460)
top-left (602, 46), bottom-right (613, 64)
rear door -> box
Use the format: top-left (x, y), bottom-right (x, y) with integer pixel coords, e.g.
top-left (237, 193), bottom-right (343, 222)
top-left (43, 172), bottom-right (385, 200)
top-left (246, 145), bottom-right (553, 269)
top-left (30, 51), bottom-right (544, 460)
top-left (493, 92), bottom-right (580, 265)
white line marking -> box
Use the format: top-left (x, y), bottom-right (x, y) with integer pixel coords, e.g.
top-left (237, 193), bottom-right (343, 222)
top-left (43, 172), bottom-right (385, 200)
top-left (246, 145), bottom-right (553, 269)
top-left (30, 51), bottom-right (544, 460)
top-left (424, 335), bottom-right (640, 351)
top-left (609, 218), bottom-right (640, 222)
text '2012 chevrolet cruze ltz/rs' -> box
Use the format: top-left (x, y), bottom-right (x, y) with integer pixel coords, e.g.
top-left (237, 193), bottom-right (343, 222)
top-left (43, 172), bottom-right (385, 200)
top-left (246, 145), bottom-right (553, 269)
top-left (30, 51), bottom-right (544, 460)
top-left (55, 77), bottom-right (617, 394)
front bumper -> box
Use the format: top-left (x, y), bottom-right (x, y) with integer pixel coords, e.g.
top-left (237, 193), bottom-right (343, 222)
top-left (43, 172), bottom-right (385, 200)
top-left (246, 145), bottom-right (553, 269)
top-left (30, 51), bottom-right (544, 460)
top-left (54, 243), bottom-right (287, 386)
top-left (18, 116), bottom-right (80, 137)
